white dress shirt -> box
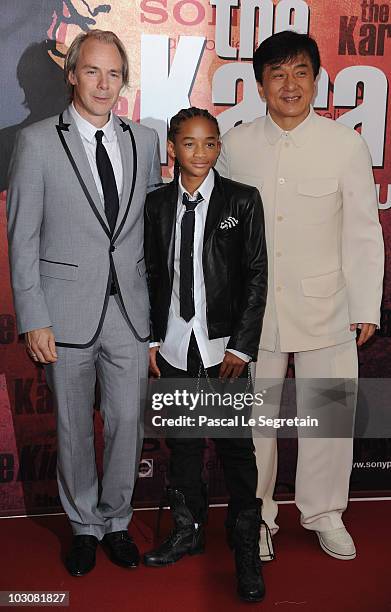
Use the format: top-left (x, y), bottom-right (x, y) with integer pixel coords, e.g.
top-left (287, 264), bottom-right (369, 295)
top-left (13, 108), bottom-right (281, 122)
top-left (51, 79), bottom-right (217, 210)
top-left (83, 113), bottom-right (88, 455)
top-left (156, 169), bottom-right (250, 370)
top-left (69, 104), bottom-right (123, 204)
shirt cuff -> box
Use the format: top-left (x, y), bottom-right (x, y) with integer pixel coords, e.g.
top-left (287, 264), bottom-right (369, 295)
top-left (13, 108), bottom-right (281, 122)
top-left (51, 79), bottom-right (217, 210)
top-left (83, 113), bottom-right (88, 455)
top-left (149, 342), bottom-right (160, 348)
top-left (226, 349), bottom-right (251, 363)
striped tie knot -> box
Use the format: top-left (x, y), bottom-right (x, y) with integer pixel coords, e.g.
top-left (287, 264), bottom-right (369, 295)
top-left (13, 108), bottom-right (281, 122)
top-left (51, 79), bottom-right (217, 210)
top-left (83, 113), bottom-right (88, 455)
top-left (182, 192), bottom-right (203, 212)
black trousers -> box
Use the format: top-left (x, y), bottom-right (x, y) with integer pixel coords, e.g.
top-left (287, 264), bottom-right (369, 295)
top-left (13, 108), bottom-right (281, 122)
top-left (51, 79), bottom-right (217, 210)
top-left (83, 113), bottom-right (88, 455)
top-left (157, 334), bottom-right (259, 525)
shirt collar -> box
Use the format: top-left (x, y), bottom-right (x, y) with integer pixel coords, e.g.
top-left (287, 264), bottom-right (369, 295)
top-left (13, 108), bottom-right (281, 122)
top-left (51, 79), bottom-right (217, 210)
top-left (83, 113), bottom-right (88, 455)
top-left (264, 106), bottom-right (314, 147)
top-left (69, 103), bottom-right (116, 144)
top-left (178, 168), bottom-right (215, 204)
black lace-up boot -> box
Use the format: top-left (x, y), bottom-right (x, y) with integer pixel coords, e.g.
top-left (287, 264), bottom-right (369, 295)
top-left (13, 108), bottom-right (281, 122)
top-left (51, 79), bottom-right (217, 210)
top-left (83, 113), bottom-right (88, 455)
top-left (143, 488), bottom-right (205, 567)
top-left (231, 502), bottom-right (265, 602)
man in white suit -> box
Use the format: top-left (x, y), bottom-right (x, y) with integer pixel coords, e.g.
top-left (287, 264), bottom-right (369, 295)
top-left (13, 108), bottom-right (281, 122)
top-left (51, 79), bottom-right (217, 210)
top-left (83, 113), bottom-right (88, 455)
top-left (216, 30), bottom-right (384, 561)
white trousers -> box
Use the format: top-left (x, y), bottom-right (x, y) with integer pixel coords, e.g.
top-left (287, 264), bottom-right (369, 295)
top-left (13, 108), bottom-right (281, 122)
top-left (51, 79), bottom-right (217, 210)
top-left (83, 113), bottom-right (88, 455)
top-left (254, 336), bottom-right (358, 532)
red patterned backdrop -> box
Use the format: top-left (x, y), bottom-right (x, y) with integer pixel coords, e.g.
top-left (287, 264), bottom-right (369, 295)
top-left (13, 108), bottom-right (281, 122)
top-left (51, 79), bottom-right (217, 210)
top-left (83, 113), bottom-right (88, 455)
top-left (0, 0), bottom-right (390, 516)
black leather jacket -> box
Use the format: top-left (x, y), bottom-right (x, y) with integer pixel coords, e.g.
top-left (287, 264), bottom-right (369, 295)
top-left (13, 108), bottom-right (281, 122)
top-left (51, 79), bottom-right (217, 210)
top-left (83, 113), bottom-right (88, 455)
top-left (144, 169), bottom-right (268, 361)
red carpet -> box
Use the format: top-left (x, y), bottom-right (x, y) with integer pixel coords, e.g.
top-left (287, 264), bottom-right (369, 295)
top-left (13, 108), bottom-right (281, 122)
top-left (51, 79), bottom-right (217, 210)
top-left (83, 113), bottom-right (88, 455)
top-left (0, 501), bottom-right (389, 611)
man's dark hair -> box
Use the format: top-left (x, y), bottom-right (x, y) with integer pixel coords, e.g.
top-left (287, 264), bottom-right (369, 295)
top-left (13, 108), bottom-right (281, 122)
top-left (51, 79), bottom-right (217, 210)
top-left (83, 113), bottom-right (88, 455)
top-left (168, 107), bottom-right (220, 181)
top-left (253, 30), bottom-right (321, 84)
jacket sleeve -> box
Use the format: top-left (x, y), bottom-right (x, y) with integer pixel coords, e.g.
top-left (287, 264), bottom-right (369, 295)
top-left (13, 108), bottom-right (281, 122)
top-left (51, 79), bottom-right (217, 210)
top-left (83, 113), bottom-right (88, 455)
top-left (341, 133), bottom-right (384, 326)
top-left (144, 196), bottom-right (160, 342)
top-left (226, 189), bottom-right (268, 361)
top-left (6, 128), bottom-right (52, 334)
top-left (147, 129), bottom-right (163, 193)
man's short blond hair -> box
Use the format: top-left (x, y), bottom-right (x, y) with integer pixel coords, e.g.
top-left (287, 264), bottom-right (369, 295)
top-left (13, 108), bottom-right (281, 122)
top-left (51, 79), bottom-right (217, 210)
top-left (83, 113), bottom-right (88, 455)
top-left (64, 29), bottom-right (129, 97)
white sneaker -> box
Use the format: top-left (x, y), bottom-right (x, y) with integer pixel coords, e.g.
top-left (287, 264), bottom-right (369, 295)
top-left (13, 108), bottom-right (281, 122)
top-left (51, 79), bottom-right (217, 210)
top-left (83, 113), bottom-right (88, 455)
top-left (316, 527), bottom-right (356, 560)
top-left (259, 522), bottom-right (275, 562)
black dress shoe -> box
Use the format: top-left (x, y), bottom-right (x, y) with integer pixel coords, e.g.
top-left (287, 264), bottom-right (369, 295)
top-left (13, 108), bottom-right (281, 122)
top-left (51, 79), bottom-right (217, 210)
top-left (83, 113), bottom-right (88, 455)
top-left (102, 531), bottom-right (140, 568)
top-left (65, 535), bottom-right (98, 576)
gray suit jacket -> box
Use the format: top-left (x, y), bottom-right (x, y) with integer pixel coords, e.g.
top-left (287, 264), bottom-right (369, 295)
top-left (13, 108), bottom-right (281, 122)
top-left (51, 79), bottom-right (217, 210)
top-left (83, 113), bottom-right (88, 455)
top-left (7, 106), bottom-right (161, 347)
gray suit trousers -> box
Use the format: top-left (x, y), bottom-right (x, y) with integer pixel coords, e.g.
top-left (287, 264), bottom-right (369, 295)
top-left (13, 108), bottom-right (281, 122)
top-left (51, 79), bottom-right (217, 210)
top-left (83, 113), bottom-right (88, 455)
top-left (45, 296), bottom-right (148, 539)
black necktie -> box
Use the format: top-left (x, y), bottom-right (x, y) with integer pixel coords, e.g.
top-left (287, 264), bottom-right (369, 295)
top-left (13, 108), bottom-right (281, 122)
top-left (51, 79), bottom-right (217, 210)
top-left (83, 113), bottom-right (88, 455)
top-left (180, 192), bottom-right (203, 322)
top-left (95, 130), bottom-right (119, 235)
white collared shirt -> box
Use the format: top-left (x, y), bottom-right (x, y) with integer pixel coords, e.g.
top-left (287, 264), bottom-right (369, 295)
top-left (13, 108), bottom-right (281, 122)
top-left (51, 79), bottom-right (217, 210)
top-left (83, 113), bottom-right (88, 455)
top-left (69, 104), bottom-right (123, 205)
top-left (265, 105), bottom-right (314, 146)
top-left (156, 169), bottom-right (250, 370)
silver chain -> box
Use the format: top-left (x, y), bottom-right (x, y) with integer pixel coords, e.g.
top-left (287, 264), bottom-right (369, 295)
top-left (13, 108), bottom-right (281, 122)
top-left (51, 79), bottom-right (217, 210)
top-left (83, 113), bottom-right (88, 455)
top-left (195, 362), bottom-right (253, 395)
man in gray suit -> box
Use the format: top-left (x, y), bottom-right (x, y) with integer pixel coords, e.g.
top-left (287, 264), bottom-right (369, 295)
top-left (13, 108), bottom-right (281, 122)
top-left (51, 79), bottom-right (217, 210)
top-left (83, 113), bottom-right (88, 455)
top-left (7, 30), bottom-right (161, 576)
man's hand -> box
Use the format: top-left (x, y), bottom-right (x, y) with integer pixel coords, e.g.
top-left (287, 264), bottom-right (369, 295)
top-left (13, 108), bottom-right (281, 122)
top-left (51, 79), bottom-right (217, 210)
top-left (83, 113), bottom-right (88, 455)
top-left (350, 323), bottom-right (376, 347)
top-left (25, 327), bottom-right (57, 364)
top-left (219, 351), bottom-right (246, 380)
top-left (149, 346), bottom-right (161, 377)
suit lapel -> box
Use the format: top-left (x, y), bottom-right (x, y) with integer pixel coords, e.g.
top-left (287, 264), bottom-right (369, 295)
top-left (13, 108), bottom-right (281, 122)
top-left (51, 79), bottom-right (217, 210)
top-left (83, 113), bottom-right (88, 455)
top-left (203, 170), bottom-right (226, 245)
top-left (112, 117), bottom-right (137, 241)
top-left (114, 117), bottom-right (132, 216)
top-left (56, 107), bottom-right (111, 237)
